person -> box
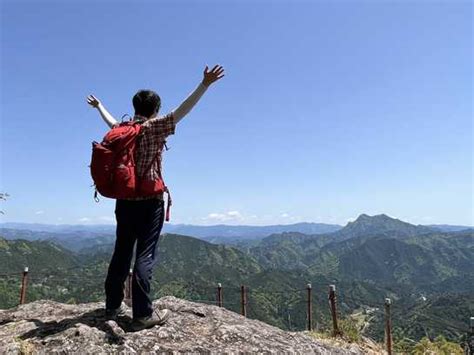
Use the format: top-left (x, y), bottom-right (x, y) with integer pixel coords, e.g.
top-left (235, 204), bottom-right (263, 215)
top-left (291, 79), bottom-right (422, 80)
top-left (86, 65), bottom-right (225, 331)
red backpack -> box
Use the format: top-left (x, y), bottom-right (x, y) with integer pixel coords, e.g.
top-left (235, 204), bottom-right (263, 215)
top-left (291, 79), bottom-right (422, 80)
top-left (90, 121), bottom-right (172, 221)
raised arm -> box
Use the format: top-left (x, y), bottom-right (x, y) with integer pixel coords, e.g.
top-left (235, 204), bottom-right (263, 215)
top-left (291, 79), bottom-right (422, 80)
top-left (86, 95), bottom-right (118, 129)
top-left (171, 65), bottom-right (225, 124)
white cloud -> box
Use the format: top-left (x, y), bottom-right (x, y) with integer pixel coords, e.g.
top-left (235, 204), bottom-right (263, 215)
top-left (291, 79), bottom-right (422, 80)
top-left (202, 210), bottom-right (244, 223)
top-left (200, 211), bottom-right (305, 225)
top-left (278, 213), bottom-right (304, 223)
top-left (98, 216), bottom-right (114, 222)
top-left (227, 211), bottom-right (242, 218)
top-left (208, 213), bottom-right (223, 219)
top-left (75, 216), bottom-right (115, 224)
top-left (35, 210), bottom-right (44, 215)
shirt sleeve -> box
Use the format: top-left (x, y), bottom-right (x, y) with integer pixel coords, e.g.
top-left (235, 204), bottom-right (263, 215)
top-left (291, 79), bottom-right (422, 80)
top-left (171, 82), bottom-right (208, 124)
top-left (143, 113), bottom-right (176, 140)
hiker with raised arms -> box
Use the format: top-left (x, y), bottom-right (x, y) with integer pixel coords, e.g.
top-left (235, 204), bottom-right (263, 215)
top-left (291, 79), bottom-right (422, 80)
top-left (86, 64), bottom-right (225, 331)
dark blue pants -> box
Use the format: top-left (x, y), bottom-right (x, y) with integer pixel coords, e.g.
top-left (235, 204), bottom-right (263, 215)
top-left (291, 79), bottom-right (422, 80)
top-left (105, 198), bottom-right (164, 319)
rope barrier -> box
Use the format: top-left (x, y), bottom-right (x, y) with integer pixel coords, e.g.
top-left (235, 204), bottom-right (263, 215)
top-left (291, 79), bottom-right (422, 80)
top-left (2, 266), bottom-right (469, 340)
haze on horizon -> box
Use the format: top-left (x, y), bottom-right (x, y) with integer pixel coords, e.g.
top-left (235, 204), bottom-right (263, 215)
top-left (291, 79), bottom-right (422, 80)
top-left (1, 1), bottom-right (472, 226)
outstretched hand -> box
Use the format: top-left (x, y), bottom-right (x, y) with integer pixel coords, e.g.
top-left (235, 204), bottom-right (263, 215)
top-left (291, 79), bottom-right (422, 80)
top-left (202, 65), bottom-right (225, 87)
top-left (86, 94), bottom-right (101, 108)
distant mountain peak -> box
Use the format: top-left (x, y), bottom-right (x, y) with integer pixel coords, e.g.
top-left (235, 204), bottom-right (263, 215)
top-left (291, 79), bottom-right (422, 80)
top-left (354, 213), bottom-right (396, 222)
top-left (337, 213), bottom-right (431, 239)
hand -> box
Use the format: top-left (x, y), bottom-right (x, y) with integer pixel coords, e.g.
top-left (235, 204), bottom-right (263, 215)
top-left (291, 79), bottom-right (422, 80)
top-left (202, 65), bottom-right (225, 87)
top-left (86, 94), bottom-right (101, 108)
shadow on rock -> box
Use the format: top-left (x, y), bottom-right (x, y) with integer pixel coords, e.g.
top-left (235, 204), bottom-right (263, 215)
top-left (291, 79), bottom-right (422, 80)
top-left (19, 308), bottom-right (133, 344)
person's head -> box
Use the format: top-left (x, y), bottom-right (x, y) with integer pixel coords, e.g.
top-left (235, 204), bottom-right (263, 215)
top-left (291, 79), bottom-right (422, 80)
top-left (132, 90), bottom-right (161, 119)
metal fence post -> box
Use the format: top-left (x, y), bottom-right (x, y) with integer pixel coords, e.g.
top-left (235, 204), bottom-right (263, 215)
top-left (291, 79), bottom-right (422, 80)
top-left (468, 316), bottom-right (474, 354)
top-left (329, 284), bottom-right (340, 336)
top-left (240, 285), bottom-right (247, 317)
top-left (19, 267), bottom-right (29, 305)
top-left (385, 298), bottom-right (393, 355)
top-left (217, 283), bottom-right (223, 307)
top-left (307, 283), bottom-right (312, 331)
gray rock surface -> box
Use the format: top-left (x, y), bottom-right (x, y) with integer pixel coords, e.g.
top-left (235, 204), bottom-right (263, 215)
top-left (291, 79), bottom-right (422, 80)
top-left (0, 296), bottom-right (381, 354)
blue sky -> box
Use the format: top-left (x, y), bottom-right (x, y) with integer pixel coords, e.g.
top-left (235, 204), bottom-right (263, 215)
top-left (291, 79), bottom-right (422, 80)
top-left (1, 0), bottom-right (472, 226)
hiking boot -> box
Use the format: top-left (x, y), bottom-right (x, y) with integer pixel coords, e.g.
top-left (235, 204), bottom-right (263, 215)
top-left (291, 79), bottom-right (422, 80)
top-left (105, 304), bottom-right (126, 320)
top-left (131, 309), bottom-right (171, 331)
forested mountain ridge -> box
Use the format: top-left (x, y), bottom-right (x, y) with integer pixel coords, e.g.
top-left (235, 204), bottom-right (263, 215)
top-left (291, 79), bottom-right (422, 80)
top-left (0, 215), bottom-right (472, 347)
top-left (0, 221), bottom-right (343, 248)
top-left (0, 237), bottom-right (79, 273)
top-left (0, 228), bottom-right (114, 252)
top-left (2, 216), bottom-right (470, 251)
top-left (244, 216), bottom-right (474, 292)
top-left (331, 213), bottom-right (434, 240)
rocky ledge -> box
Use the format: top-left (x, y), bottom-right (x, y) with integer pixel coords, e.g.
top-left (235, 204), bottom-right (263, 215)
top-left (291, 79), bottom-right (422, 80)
top-left (0, 296), bottom-right (383, 354)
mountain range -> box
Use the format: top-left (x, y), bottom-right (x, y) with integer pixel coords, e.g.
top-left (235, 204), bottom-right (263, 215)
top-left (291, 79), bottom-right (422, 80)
top-left (1, 216), bottom-right (471, 252)
top-left (0, 214), bottom-right (472, 346)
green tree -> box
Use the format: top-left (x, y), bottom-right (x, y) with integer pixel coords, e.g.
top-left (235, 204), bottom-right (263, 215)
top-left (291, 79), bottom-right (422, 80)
top-left (412, 336), bottom-right (463, 355)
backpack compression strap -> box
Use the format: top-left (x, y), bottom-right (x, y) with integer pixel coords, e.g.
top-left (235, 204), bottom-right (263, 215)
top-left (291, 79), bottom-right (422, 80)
top-left (164, 187), bottom-right (172, 222)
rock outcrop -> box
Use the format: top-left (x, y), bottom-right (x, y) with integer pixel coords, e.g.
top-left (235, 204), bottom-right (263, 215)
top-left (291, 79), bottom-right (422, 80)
top-left (0, 296), bottom-right (383, 354)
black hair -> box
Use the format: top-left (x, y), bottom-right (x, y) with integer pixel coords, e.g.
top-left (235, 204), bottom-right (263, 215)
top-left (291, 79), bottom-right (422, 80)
top-left (132, 90), bottom-right (161, 118)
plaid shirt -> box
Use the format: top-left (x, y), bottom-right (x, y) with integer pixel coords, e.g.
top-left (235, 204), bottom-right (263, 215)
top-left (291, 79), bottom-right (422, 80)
top-left (126, 113), bottom-right (175, 200)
